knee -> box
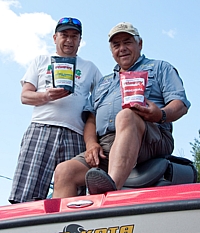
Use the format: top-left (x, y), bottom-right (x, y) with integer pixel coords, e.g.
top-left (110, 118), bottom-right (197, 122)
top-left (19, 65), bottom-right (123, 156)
top-left (116, 109), bottom-right (136, 128)
top-left (54, 161), bottom-right (73, 184)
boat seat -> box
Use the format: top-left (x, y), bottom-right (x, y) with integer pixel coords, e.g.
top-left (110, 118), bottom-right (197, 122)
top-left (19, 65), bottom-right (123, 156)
top-left (47, 155), bottom-right (197, 199)
top-left (123, 155), bottom-right (197, 188)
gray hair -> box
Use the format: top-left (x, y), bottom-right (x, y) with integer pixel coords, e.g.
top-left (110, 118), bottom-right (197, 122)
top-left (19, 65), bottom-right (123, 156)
top-left (134, 35), bottom-right (142, 44)
top-left (109, 34), bottom-right (142, 50)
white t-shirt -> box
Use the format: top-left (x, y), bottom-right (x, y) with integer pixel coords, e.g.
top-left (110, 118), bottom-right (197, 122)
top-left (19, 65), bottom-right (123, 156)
top-left (21, 54), bottom-right (102, 135)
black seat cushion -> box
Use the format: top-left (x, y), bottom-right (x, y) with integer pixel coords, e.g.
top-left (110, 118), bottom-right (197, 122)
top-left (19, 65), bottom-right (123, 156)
top-left (124, 158), bottom-right (169, 188)
top-left (123, 155), bottom-right (197, 188)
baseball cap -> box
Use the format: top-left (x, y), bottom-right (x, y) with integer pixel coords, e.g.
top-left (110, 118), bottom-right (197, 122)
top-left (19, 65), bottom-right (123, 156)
top-left (108, 22), bottom-right (139, 42)
top-left (55, 17), bottom-right (82, 35)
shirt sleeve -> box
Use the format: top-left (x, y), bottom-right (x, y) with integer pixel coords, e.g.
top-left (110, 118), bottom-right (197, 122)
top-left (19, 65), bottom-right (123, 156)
top-left (20, 56), bottom-right (39, 88)
top-left (81, 91), bottom-right (96, 123)
top-left (159, 61), bottom-right (191, 109)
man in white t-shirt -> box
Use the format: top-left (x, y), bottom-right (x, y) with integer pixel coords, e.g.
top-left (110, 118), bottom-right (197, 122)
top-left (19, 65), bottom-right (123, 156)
top-left (9, 17), bottom-right (102, 203)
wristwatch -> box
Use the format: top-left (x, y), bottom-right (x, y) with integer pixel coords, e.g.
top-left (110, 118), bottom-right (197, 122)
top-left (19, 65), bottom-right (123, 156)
top-left (158, 109), bottom-right (167, 124)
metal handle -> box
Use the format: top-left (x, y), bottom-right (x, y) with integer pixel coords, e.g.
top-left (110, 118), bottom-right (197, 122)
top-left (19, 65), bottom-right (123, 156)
top-left (67, 200), bottom-right (93, 208)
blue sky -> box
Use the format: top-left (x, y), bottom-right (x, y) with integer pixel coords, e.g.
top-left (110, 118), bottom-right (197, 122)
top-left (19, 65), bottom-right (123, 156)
top-left (0, 0), bottom-right (200, 206)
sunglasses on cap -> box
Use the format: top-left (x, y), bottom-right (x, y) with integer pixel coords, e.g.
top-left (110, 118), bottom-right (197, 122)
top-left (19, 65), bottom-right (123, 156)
top-left (55, 17), bottom-right (82, 34)
top-left (57, 17), bottom-right (82, 26)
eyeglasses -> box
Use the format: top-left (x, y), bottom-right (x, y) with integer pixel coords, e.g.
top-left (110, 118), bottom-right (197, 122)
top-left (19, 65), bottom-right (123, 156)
top-left (57, 17), bottom-right (82, 27)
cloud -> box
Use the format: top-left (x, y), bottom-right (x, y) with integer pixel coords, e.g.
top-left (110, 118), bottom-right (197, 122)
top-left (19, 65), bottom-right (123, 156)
top-left (0, 0), bottom-right (85, 67)
top-left (162, 29), bottom-right (177, 39)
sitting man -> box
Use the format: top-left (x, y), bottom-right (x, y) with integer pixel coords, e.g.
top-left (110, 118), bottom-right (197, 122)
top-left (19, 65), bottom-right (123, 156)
top-left (52, 22), bottom-right (191, 197)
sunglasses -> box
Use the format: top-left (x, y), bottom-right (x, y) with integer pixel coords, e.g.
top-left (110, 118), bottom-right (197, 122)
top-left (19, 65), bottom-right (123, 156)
top-left (57, 17), bottom-right (82, 27)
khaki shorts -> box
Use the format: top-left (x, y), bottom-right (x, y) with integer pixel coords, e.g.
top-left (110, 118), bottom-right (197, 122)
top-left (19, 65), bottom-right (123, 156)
top-left (72, 122), bottom-right (174, 172)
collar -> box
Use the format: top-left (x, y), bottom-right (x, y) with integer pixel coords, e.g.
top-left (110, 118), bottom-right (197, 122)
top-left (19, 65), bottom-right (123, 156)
top-left (53, 52), bottom-right (78, 58)
top-left (113, 54), bottom-right (145, 73)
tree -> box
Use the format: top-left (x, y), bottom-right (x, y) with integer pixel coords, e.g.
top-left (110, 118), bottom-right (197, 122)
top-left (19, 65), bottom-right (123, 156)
top-left (190, 130), bottom-right (200, 182)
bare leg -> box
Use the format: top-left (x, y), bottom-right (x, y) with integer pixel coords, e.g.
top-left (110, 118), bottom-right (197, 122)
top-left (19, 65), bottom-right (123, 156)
top-left (52, 160), bottom-right (89, 198)
top-left (108, 108), bottom-right (145, 189)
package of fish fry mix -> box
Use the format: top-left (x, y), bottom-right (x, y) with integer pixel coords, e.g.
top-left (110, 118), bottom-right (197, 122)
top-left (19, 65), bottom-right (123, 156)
top-left (51, 56), bottom-right (76, 94)
top-left (120, 71), bottom-right (148, 109)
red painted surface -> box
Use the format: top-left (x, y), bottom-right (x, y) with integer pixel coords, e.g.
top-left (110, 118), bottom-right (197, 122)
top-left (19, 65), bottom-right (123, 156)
top-left (0, 183), bottom-right (200, 221)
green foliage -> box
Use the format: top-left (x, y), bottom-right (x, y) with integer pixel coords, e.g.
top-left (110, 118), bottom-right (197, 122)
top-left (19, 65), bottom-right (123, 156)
top-left (190, 130), bottom-right (200, 182)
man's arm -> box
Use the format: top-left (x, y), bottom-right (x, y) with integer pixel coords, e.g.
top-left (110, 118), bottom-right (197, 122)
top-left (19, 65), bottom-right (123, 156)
top-left (132, 99), bottom-right (188, 123)
top-left (84, 113), bottom-right (98, 147)
top-left (161, 99), bottom-right (188, 122)
top-left (21, 82), bottom-right (70, 106)
top-left (84, 113), bottom-right (106, 166)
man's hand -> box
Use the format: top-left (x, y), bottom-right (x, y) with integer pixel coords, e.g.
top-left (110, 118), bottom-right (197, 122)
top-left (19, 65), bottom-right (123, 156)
top-left (21, 82), bottom-right (70, 106)
top-left (131, 99), bottom-right (162, 123)
top-left (132, 98), bottom-right (188, 123)
top-left (46, 87), bottom-right (70, 102)
top-left (84, 142), bottom-right (106, 167)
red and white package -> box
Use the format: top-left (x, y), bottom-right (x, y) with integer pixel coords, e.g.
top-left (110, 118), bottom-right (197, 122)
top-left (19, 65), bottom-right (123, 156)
top-left (120, 71), bottom-right (148, 109)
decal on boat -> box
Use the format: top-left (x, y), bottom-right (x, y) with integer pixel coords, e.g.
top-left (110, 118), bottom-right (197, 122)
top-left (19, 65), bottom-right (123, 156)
top-left (59, 224), bottom-right (135, 233)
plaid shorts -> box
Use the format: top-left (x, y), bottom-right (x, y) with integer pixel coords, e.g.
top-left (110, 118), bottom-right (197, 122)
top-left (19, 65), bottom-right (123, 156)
top-left (9, 123), bottom-right (86, 203)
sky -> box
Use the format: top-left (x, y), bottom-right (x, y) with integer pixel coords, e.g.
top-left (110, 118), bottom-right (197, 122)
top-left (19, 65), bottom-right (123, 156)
top-left (0, 0), bottom-right (200, 207)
